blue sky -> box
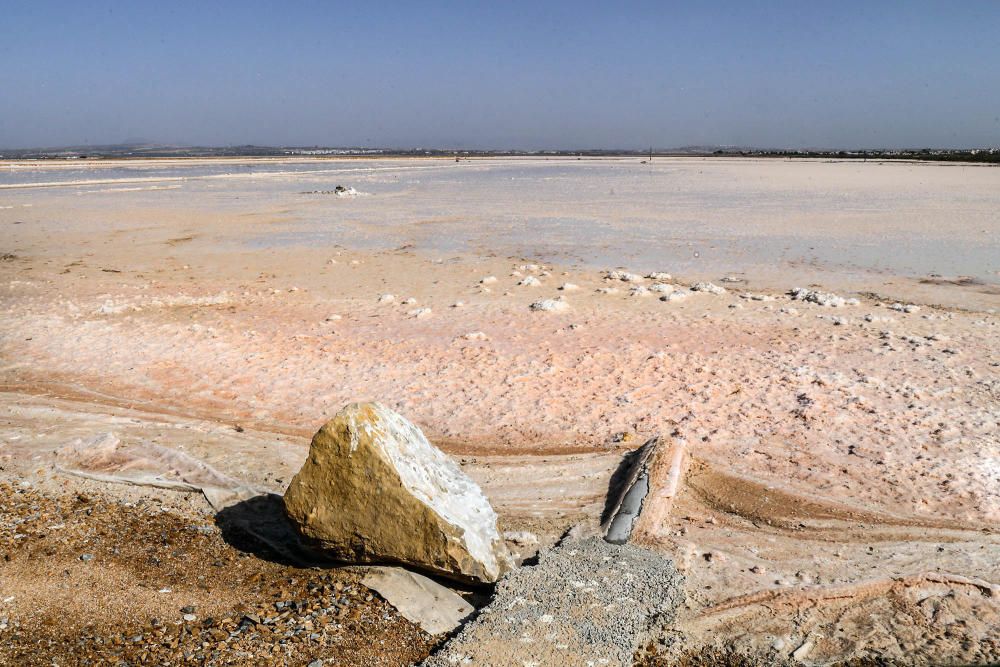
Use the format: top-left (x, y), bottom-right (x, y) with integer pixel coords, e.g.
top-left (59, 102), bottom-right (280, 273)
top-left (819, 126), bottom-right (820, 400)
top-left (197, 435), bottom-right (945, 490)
top-left (1, 1), bottom-right (998, 149)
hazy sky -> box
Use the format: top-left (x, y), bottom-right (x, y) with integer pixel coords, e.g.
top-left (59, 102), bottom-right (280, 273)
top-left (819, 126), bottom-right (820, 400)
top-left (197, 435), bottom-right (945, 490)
top-left (2, 1), bottom-right (999, 150)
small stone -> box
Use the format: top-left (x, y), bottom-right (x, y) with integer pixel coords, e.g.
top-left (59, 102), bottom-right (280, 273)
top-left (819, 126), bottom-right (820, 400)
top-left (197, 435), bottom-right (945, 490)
top-left (79, 553), bottom-right (94, 562)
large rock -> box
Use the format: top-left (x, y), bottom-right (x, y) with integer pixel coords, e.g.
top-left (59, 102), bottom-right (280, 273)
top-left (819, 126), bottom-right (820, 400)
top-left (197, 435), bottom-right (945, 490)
top-left (284, 402), bottom-right (511, 583)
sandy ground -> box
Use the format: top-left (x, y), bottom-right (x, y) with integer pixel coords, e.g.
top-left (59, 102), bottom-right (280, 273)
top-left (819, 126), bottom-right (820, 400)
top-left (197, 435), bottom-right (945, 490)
top-left (1, 157), bottom-right (998, 664)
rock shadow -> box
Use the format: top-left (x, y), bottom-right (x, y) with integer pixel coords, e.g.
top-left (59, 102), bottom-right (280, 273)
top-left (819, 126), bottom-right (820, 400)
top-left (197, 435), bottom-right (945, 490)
top-left (215, 493), bottom-right (331, 567)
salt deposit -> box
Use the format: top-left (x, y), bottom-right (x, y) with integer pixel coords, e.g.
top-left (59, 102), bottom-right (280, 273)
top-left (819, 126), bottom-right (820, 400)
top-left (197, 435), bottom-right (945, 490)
top-left (646, 272), bottom-right (672, 281)
top-left (661, 290), bottom-right (690, 302)
top-left (518, 276), bottom-right (542, 287)
top-left (530, 297), bottom-right (569, 312)
top-left (690, 282), bottom-right (727, 295)
top-left (649, 283), bottom-right (675, 294)
top-left (605, 270), bottom-right (644, 282)
top-left (378, 293), bottom-right (395, 304)
top-left (789, 287), bottom-right (858, 307)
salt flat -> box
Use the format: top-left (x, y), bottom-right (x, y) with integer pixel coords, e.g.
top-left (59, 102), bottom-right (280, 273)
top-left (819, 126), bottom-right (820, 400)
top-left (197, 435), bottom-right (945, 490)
top-left (1, 157), bottom-right (998, 664)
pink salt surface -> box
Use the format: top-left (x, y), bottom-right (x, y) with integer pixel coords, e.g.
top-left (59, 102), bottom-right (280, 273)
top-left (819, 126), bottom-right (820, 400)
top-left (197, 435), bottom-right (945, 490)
top-left (1, 158), bottom-right (998, 663)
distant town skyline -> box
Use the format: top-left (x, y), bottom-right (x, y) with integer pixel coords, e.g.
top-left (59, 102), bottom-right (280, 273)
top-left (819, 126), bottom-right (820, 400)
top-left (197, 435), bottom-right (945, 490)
top-left (2, 1), bottom-right (999, 150)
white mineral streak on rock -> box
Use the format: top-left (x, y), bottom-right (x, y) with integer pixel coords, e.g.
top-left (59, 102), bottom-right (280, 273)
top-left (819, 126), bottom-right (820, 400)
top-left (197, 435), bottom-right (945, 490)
top-left (284, 403), bottom-right (511, 583)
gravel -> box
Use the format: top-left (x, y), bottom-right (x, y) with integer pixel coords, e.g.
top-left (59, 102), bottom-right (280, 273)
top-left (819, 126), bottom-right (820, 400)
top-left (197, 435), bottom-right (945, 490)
top-left (424, 537), bottom-right (683, 667)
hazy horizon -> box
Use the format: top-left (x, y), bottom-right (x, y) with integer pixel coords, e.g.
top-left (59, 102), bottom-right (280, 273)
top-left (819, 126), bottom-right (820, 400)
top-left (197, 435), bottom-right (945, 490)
top-left (2, 1), bottom-right (999, 151)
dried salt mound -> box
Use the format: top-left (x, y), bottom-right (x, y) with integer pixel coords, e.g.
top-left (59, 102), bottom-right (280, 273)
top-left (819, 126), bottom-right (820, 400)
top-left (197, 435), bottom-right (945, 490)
top-left (630, 286), bottom-right (651, 297)
top-left (530, 297), bottom-right (569, 312)
top-left (479, 276), bottom-right (497, 285)
top-left (402, 297), bottom-right (417, 305)
top-left (462, 331), bottom-right (488, 341)
top-left (95, 292), bottom-right (232, 315)
top-left (690, 282), bottom-right (727, 295)
top-left (789, 287), bottom-right (858, 307)
top-left (56, 432), bottom-right (259, 511)
top-left (741, 293), bottom-right (776, 302)
top-left (518, 263), bottom-right (540, 272)
top-left (646, 272), bottom-right (672, 281)
top-left (660, 290), bottom-right (690, 302)
top-left (518, 276), bottom-right (542, 287)
top-left (378, 293), bottom-right (395, 304)
top-left (283, 403), bottom-right (512, 583)
top-left (408, 307), bottom-right (432, 319)
top-left (889, 302), bottom-right (921, 313)
top-left (559, 283), bottom-right (579, 291)
top-left (605, 270), bottom-right (644, 283)
top-left (325, 314), bottom-right (341, 321)
top-left (649, 283), bottom-right (675, 294)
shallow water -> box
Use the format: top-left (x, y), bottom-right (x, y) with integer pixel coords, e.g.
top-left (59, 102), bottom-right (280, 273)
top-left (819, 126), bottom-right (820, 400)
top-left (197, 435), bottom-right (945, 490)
top-left (2, 157), bottom-right (998, 284)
